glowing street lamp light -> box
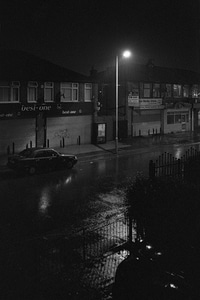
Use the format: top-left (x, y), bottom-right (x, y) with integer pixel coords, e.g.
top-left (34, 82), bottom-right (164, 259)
top-left (115, 50), bottom-right (132, 154)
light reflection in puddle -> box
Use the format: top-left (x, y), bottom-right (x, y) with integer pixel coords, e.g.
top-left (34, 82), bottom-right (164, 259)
top-left (39, 187), bottom-right (51, 215)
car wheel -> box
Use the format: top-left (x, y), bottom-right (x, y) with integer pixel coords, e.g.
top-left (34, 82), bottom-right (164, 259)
top-left (66, 160), bottom-right (73, 169)
top-left (29, 166), bottom-right (36, 175)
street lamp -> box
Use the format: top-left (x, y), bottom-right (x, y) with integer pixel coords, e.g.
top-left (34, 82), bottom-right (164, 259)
top-left (115, 50), bottom-right (131, 154)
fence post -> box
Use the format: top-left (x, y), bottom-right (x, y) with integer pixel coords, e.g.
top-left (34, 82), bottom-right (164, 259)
top-left (128, 215), bottom-right (133, 250)
top-left (149, 160), bottom-right (155, 178)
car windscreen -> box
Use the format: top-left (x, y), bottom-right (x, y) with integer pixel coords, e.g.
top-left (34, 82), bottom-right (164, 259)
top-left (19, 149), bottom-right (35, 158)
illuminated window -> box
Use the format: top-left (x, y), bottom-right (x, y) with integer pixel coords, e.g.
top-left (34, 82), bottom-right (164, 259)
top-left (27, 81), bottom-right (38, 102)
top-left (191, 85), bottom-right (199, 98)
top-left (183, 85), bottom-right (189, 97)
top-left (61, 83), bottom-right (79, 101)
top-left (165, 84), bottom-right (172, 98)
top-left (153, 83), bottom-right (160, 98)
top-left (143, 83), bottom-right (151, 98)
top-left (44, 82), bottom-right (54, 102)
top-left (84, 83), bottom-right (92, 101)
top-left (173, 84), bottom-right (182, 97)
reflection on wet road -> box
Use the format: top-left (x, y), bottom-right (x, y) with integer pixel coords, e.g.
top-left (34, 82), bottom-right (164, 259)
top-left (1, 142), bottom-right (200, 238)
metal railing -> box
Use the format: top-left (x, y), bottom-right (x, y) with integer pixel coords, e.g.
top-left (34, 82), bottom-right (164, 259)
top-left (149, 147), bottom-right (200, 179)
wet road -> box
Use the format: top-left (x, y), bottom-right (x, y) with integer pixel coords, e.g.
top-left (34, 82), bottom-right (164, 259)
top-left (1, 142), bottom-right (200, 239)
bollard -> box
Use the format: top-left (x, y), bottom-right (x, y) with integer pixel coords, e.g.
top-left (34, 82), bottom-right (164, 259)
top-left (7, 146), bottom-right (10, 155)
top-left (30, 141), bottom-right (32, 148)
top-left (62, 137), bottom-right (65, 148)
top-left (47, 139), bottom-right (49, 148)
top-left (78, 135), bottom-right (81, 145)
top-left (12, 142), bottom-right (15, 154)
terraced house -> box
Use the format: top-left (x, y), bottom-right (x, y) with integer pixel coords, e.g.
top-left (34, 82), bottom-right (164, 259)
top-left (0, 48), bottom-right (97, 155)
top-left (94, 60), bottom-right (200, 141)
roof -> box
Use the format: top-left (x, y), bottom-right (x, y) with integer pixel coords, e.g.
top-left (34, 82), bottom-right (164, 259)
top-left (95, 62), bottom-right (200, 85)
top-left (0, 48), bottom-right (88, 82)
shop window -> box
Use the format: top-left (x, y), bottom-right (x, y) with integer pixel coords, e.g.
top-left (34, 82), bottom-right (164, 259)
top-left (61, 82), bottom-right (79, 101)
top-left (165, 84), bottom-right (172, 98)
top-left (44, 82), bottom-right (54, 102)
top-left (173, 84), bottom-right (182, 97)
top-left (0, 81), bottom-right (20, 102)
top-left (183, 85), bottom-right (189, 98)
top-left (153, 83), bottom-right (160, 98)
top-left (27, 81), bottom-right (38, 102)
top-left (84, 83), bottom-right (92, 101)
top-left (143, 83), bottom-right (151, 98)
top-left (167, 111), bottom-right (189, 124)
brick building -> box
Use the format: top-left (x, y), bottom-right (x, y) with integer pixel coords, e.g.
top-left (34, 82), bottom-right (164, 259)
top-left (94, 60), bottom-right (200, 141)
top-left (0, 48), bottom-right (98, 154)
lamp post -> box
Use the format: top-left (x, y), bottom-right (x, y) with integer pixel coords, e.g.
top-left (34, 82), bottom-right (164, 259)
top-left (115, 50), bottom-right (131, 154)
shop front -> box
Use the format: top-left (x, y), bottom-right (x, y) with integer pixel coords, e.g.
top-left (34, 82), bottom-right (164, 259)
top-left (128, 97), bottom-right (164, 136)
top-left (0, 102), bottom-right (93, 155)
top-left (162, 108), bottom-right (191, 134)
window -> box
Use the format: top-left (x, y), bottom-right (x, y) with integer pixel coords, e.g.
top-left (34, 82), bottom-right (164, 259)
top-left (143, 83), bottom-right (151, 98)
top-left (173, 84), bottom-right (182, 97)
top-left (191, 85), bottom-right (199, 98)
top-left (44, 82), bottom-right (54, 102)
top-left (153, 83), bottom-right (160, 98)
top-left (167, 111), bottom-right (189, 124)
top-left (27, 81), bottom-right (38, 102)
top-left (165, 84), bottom-right (172, 98)
top-left (0, 81), bottom-right (20, 102)
top-left (167, 112), bottom-right (174, 124)
top-left (84, 83), bottom-right (92, 101)
top-left (0, 81), bottom-right (10, 102)
top-left (11, 81), bottom-right (20, 102)
top-left (60, 82), bottom-right (79, 102)
top-left (183, 85), bottom-right (189, 98)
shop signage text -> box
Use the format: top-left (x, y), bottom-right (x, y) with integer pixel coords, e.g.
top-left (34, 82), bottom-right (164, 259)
top-left (21, 104), bottom-right (52, 112)
top-left (128, 98), bottom-right (164, 109)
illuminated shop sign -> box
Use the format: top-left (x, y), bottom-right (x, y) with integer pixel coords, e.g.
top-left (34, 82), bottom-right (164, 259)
top-left (0, 102), bottom-right (92, 119)
top-left (128, 97), bottom-right (164, 109)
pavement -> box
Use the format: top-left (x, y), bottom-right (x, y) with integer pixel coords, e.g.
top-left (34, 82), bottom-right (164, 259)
top-left (1, 131), bottom-right (200, 169)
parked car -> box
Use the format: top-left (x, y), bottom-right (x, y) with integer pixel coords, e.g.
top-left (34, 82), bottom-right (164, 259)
top-left (112, 239), bottom-right (199, 300)
top-left (7, 147), bottom-right (78, 175)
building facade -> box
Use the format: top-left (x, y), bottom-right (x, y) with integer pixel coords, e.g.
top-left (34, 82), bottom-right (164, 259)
top-left (0, 49), bottom-right (97, 154)
top-left (94, 61), bottom-right (200, 141)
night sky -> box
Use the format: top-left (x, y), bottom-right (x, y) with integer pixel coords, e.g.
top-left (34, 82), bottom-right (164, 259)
top-left (1, 0), bottom-right (200, 75)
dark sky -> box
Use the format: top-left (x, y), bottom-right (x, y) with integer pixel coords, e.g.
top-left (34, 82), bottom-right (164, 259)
top-left (1, 0), bottom-right (200, 75)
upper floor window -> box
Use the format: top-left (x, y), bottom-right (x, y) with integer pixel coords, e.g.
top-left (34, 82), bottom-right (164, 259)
top-left (165, 84), bottom-right (172, 98)
top-left (60, 82), bottom-right (79, 102)
top-left (143, 83), bottom-right (151, 98)
top-left (191, 84), bottom-right (199, 98)
top-left (0, 81), bottom-right (20, 102)
top-left (84, 83), bottom-right (92, 101)
top-left (173, 84), bottom-right (182, 98)
top-left (27, 81), bottom-right (38, 102)
top-left (183, 85), bottom-right (189, 98)
top-left (44, 82), bottom-right (54, 102)
top-left (153, 83), bottom-right (160, 98)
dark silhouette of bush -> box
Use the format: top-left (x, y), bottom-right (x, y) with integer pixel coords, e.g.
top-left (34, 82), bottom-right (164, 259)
top-left (125, 175), bottom-right (200, 248)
